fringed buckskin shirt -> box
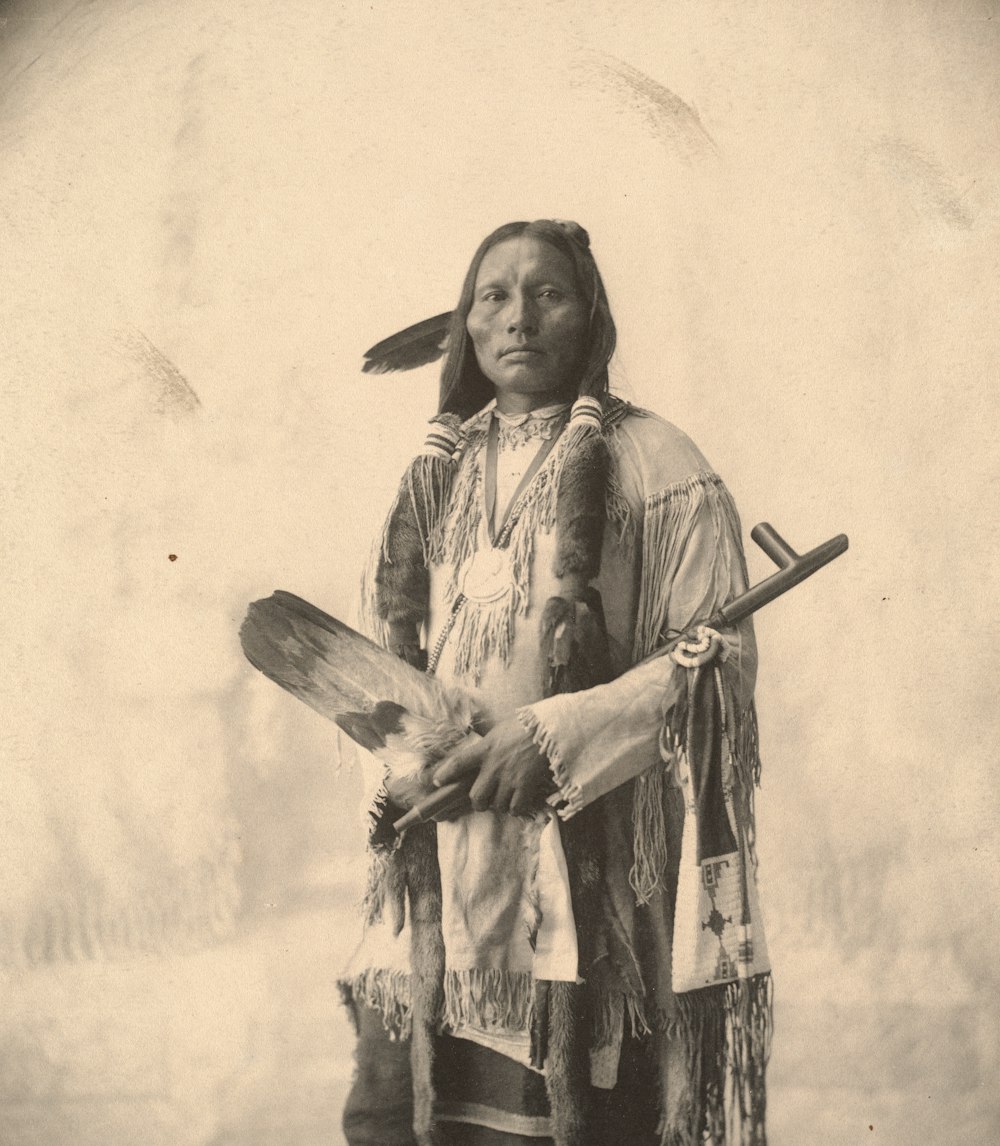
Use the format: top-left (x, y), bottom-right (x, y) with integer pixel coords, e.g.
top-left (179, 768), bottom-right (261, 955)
top-left (345, 401), bottom-right (767, 1109)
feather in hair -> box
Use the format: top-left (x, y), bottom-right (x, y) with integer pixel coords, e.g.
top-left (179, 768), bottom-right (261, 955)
top-left (362, 311), bottom-right (453, 374)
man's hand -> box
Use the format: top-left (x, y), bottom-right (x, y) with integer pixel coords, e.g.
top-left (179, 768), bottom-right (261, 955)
top-left (432, 717), bottom-right (555, 816)
top-left (382, 770), bottom-right (432, 813)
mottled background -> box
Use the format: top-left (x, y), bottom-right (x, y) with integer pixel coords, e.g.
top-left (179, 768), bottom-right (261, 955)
top-left (1, 1), bottom-right (997, 1143)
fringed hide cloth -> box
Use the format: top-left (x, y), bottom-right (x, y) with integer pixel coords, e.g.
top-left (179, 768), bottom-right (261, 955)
top-left (342, 397), bottom-right (772, 1146)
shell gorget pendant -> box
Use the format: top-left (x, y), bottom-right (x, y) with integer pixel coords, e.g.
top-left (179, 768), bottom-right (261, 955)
top-left (459, 535), bottom-right (513, 604)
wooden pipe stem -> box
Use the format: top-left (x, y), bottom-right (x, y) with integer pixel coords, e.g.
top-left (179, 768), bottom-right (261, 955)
top-left (396, 522), bottom-right (849, 833)
top-left (709, 527), bottom-right (849, 630)
top-left (393, 781), bottom-right (471, 832)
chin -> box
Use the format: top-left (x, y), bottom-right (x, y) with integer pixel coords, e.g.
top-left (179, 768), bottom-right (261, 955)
top-left (494, 369), bottom-right (569, 396)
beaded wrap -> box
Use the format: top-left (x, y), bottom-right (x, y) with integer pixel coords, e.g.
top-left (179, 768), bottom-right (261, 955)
top-left (421, 417), bottom-right (464, 461)
top-left (568, 394), bottom-right (603, 431)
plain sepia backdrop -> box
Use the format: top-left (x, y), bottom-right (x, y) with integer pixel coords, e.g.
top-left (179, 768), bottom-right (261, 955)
top-left (1, 1), bottom-right (998, 1143)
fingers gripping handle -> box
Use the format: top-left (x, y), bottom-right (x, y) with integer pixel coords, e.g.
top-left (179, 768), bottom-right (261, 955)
top-left (395, 524), bottom-right (849, 832)
top-left (392, 780), bottom-right (471, 832)
top-left (392, 731), bottom-right (481, 833)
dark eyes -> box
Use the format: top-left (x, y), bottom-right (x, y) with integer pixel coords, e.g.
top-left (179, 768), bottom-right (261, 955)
top-left (479, 288), bottom-right (566, 303)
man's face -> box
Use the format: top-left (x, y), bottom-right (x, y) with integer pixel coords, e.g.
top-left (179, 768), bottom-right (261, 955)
top-left (466, 236), bottom-right (589, 410)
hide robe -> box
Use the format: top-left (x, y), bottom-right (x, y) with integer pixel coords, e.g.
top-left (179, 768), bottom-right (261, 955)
top-left (342, 398), bottom-right (771, 1146)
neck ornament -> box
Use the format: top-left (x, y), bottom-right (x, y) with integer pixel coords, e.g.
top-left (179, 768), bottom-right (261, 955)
top-left (493, 402), bottom-right (571, 449)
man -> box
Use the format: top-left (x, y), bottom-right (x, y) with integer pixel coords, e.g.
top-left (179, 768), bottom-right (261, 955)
top-left (341, 220), bottom-right (771, 1146)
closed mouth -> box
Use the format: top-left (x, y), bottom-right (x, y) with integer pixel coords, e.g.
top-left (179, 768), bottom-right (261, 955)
top-left (500, 346), bottom-right (543, 357)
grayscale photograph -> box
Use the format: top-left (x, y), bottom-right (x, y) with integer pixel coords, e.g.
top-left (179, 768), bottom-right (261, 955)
top-left (1, 2), bottom-right (997, 1144)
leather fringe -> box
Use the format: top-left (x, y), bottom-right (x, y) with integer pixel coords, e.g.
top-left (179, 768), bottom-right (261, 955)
top-left (630, 765), bottom-right (671, 906)
top-left (442, 967), bottom-right (535, 1033)
top-left (517, 697), bottom-right (584, 818)
top-left (375, 453), bottom-right (455, 627)
top-left (629, 473), bottom-right (748, 908)
top-left (591, 976), bottom-right (650, 1048)
top-left (732, 703), bottom-right (763, 870)
top-left (363, 416), bottom-right (464, 646)
top-left (605, 464), bottom-right (635, 546)
top-left (439, 411), bottom-right (616, 682)
top-left (667, 974), bottom-right (773, 1146)
top-left (375, 473), bottom-right (431, 631)
top-left (354, 400), bottom-right (771, 1145)
top-left (632, 473), bottom-right (745, 663)
top-left (736, 702), bottom-right (762, 788)
top-left (340, 967), bottom-right (414, 1040)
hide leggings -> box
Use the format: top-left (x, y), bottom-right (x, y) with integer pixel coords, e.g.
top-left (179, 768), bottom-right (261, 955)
top-left (342, 1002), bottom-right (660, 1146)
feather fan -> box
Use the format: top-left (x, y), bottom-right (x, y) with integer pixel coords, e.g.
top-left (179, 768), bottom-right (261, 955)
top-left (240, 591), bottom-right (483, 808)
top-left (336, 700), bottom-right (473, 810)
top-left (361, 311), bottom-right (453, 374)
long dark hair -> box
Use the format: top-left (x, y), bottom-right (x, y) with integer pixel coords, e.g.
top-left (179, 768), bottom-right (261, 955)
top-left (437, 220), bottom-right (617, 419)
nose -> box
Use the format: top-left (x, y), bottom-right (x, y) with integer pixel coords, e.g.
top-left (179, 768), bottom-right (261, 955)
top-left (506, 292), bottom-right (538, 335)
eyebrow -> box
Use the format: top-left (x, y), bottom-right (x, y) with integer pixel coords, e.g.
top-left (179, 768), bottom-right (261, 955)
top-left (475, 276), bottom-right (575, 292)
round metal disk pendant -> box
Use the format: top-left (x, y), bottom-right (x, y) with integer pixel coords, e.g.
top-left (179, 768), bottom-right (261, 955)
top-left (460, 545), bottom-right (512, 603)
